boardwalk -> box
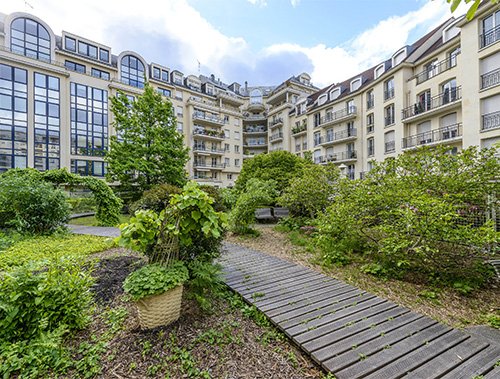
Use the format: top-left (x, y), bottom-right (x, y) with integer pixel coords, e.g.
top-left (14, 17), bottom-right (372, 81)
top-left (220, 242), bottom-right (500, 379)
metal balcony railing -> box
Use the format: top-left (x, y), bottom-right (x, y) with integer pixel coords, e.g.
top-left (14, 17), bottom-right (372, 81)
top-left (292, 123), bottom-right (307, 134)
top-left (269, 117), bottom-right (283, 127)
top-left (193, 129), bottom-right (225, 139)
top-left (269, 132), bottom-right (284, 142)
top-left (192, 146), bottom-right (225, 154)
top-left (192, 111), bottom-right (225, 125)
top-left (482, 111), bottom-right (500, 131)
top-left (480, 25), bottom-right (500, 48)
top-left (244, 126), bottom-right (267, 133)
top-left (481, 68), bottom-right (500, 89)
top-left (316, 106), bottom-right (357, 128)
top-left (193, 162), bottom-right (225, 169)
top-left (401, 86), bottom-right (462, 120)
top-left (414, 55), bottom-right (458, 85)
top-left (402, 123), bottom-right (462, 149)
top-left (324, 150), bottom-right (357, 162)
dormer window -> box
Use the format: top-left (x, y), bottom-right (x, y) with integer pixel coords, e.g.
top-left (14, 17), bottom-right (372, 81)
top-left (120, 55), bottom-right (145, 88)
top-left (11, 17), bottom-right (51, 61)
top-left (329, 87), bottom-right (341, 101)
top-left (65, 36), bottom-right (76, 52)
top-left (350, 77), bottom-right (362, 92)
top-left (392, 47), bottom-right (408, 66)
top-left (374, 63), bottom-right (386, 79)
top-left (318, 94), bottom-right (328, 105)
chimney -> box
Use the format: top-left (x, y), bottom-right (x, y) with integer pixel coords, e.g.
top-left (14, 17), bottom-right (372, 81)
top-left (245, 81), bottom-right (248, 92)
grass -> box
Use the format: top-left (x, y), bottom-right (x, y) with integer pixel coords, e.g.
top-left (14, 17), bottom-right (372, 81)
top-left (69, 214), bottom-right (131, 227)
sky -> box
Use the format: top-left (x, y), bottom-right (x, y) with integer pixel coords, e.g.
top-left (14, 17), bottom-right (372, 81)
top-left (3, 0), bottom-right (467, 88)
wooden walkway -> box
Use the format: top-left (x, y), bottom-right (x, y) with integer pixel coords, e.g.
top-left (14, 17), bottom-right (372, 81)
top-left (220, 243), bottom-right (500, 379)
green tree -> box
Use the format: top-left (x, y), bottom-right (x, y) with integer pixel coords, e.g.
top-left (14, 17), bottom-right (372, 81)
top-left (447, 0), bottom-right (498, 20)
top-left (106, 82), bottom-right (189, 195)
top-left (235, 151), bottom-right (309, 196)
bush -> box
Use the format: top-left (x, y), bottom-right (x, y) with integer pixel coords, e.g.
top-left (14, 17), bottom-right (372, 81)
top-left (199, 185), bottom-right (227, 212)
top-left (219, 187), bottom-right (238, 211)
top-left (66, 197), bottom-right (96, 213)
top-left (129, 183), bottom-right (181, 215)
top-left (0, 175), bottom-right (69, 234)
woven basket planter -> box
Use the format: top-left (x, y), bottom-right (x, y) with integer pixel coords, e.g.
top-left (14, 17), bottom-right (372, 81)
top-left (135, 285), bottom-right (183, 329)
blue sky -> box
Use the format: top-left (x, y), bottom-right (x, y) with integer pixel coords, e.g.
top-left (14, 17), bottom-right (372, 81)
top-left (4, 0), bottom-right (466, 88)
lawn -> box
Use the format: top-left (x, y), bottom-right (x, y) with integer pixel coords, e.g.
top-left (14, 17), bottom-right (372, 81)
top-left (68, 214), bottom-right (131, 227)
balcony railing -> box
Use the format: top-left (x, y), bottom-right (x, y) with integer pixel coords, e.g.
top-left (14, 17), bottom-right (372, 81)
top-left (269, 117), bottom-right (283, 127)
top-left (193, 129), bottom-right (225, 139)
top-left (385, 141), bottom-right (395, 153)
top-left (244, 141), bottom-right (267, 147)
top-left (193, 162), bottom-right (225, 169)
top-left (480, 25), bottom-right (500, 48)
top-left (244, 126), bottom-right (267, 133)
top-left (321, 128), bottom-right (358, 145)
top-left (292, 123), bottom-right (307, 134)
top-left (482, 111), bottom-right (500, 131)
top-left (269, 132), bottom-right (284, 142)
top-left (415, 55), bottom-right (458, 85)
top-left (481, 68), bottom-right (500, 89)
top-left (193, 146), bottom-right (225, 154)
top-left (316, 150), bottom-right (357, 164)
top-left (402, 123), bottom-right (462, 149)
top-left (193, 111), bottom-right (225, 125)
top-left (315, 106), bottom-right (357, 128)
top-left (384, 88), bottom-right (395, 101)
top-left (401, 86), bottom-right (462, 120)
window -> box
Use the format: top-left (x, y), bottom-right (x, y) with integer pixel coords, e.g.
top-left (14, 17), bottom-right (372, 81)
top-left (347, 164), bottom-right (355, 180)
top-left (384, 131), bottom-right (395, 153)
top-left (329, 88), bottom-right (341, 101)
top-left (314, 113), bottom-right (321, 127)
top-left (424, 59), bottom-right (438, 80)
top-left (99, 48), bottom-right (109, 63)
top-left (384, 78), bottom-right (394, 100)
top-left (65, 60), bottom-right (86, 73)
top-left (350, 78), bottom-right (362, 92)
top-left (175, 90), bottom-right (183, 100)
top-left (442, 79), bottom-right (457, 103)
top-left (367, 137), bottom-right (375, 157)
top-left (235, 158), bottom-right (240, 167)
top-left (157, 88), bottom-right (171, 97)
top-left (176, 106), bottom-right (183, 117)
top-left (417, 90), bottom-right (431, 113)
top-left (384, 104), bottom-right (395, 126)
top-left (227, 174), bottom-right (233, 180)
top-left (235, 145), bottom-right (240, 153)
top-left (318, 94), bottom-right (328, 105)
top-left (346, 99), bottom-right (355, 113)
top-left (34, 72), bottom-right (60, 171)
top-left (234, 131), bottom-right (240, 140)
top-left (0, 64), bottom-right (28, 172)
top-left (91, 68), bottom-right (110, 80)
top-left (161, 70), bottom-right (169, 82)
top-left (417, 121), bottom-right (432, 145)
top-left (366, 90), bottom-right (374, 109)
top-left (367, 113), bottom-right (374, 129)
top-left (10, 17), bottom-right (51, 61)
top-left (65, 36), bottom-right (76, 51)
top-left (224, 143), bottom-right (230, 152)
top-left (224, 129), bottom-right (230, 138)
top-left (449, 47), bottom-right (460, 67)
top-left (481, 10), bottom-right (500, 48)
top-left (224, 158), bottom-right (230, 167)
top-left (177, 122), bottom-right (183, 133)
top-left (71, 159), bottom-right (106, 177)
top-left (153, 67), bottom-right (161, 80)
top-left (70, 83), bottom-right (108, 158)
top-left (120, 55), bottom-right (145, 88)
top-left (314, 131), bottom-right (321, 147)
top-left (77, 41), bottom-right (98, 59)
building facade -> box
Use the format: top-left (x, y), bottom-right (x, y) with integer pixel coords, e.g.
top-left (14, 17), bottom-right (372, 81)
top-left (0, 2), bottom-right (499, 186)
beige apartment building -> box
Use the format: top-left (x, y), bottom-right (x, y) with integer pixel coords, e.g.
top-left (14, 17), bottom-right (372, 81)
top-left (0, 2), bottom-right (499, 186)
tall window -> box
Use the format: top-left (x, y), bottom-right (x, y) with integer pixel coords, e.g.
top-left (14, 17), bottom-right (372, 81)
top-left (384, 78), bottom-right (395, 100)
top-left (0, 64), bottom-right (28, 172)
top-left (250, 89), bottom-right (262, 104)
top-left (10, 17), bottom-right (51, 61)
top-left (367, 137), bottom-right (375, 157)
top-left (384, 104), bottom-right (395, 126)
top-left (70, 83), bottom-right (108, 158)
top-left (366, 90), bottom-right (374, 109)
top-left (34, 73), bottom-right (60, 170)
top-left (481, 10), bottom-right (500, 48)
top-left (120, 55), bottom-right (145, 88)
top-left (442, 79), bottom-right (457, 103)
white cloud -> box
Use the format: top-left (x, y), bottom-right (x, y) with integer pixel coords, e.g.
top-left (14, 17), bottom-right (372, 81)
top-left (247, 0), bottom-right (267, 7)
top-left (290, 0), bottom-right (301, 7)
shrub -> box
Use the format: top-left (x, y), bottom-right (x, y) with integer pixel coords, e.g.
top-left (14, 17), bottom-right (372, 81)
top-left (199, 185), bottom-right (227, 212)
top-left (66, 197), bottom-right (96, 213)
top-left (0, 175), bottom-right (69, 234)
top-left (219, 187), bottom-right (238, 211)
top-left (129, 183), bottom-right (181, 215)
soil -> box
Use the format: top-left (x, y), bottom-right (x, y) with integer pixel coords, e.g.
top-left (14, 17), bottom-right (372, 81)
top-left (76, 248), bottom-right (325, 379)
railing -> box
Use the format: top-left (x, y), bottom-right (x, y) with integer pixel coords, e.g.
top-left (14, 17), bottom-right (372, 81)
top-left (193, 111), bottom-right (225, 125)
top-left (244, 126), bottom-right (267, 133)
top-left (385, 141), bottom-right (396, 153)
top-left (401, 86), bottom-right (462, 120)
top-left (269, 132), bottom-right (284, 142)
top-left (193, 162), bottom-right (225, 169)
top-left (384, 88), bottom-right (394, 101)
top-left (321, 150), bottom-right (358, 163)
top-left (480, 25), bottom-right (500, 48)
top-left (415, 55), bottom-right (458, 85)
top-left (481, 68), bottom-right (500, 89)
top-left (192, 146), bottom-right (225, 154)
top-left (292, 124), bottom-right (307, 134)
top-left (193, 129), bottom-right (225, 139)
top-left (269, 117), bottom-right (283, 127)
top-left (482, 111), bottom-right (500, 131)
top-left (189, 96), bottom-right (218, 108)
top-left (316, 106), bottom-right (357, 128)
top-left (402, 123), bottom-right (462, 149)
top-left (244, 141), bottom-right (267, 146)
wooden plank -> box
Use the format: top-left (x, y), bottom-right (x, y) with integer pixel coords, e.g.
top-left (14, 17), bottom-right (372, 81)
top-left (440, 345), bottom-right (500, 379)
top-left (312, 312), bottom-right (422, 363)
top-left (237, 272), bottom-right (327, 297)
top-left (407, 337), bottom-right (489, 378)
top-left (226, 265), bottom-right (307, 287)
top-left (232, 270), bottom-right (320, 294)
top-left (322, 316), bottom-right (438, 373)
top-left (363, 329), bottom-right (469, 379)
top-left (334, 323), bottom-right (451, 379)
top-left (484, 364), bottom-right (500, 378)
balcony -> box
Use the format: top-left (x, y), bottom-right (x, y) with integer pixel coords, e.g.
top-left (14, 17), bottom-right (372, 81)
top-left (193, 129), bottom-right (225, 140)
top-left (482, 111), bottom-right (500, 131)
top-left (243, 141), bottom-right (268, 147)
top-left (243, 126), bottom-right (267, 134)
top-left (480, 25), bottom-right (500, 49)
top-left (192, 111), bottom-right (225, 126)
top-left (192, 145), bottom-right (225, 155)
top-left (193, 162), bottom-right (225, 170)
top-left (401, 86), bottom-right (462, 121)
top-left (385, 141), bottom-right (396, 153)
top-left (315, 106), bottom-right (357, 128)
top-left (414, 55), bottom-right (458, 85)
top-left (292, 123), bottom-right (307, 135)
top-left (269, 132), bottom-right (284, 142)
top-left (317, 150), bottom-right (357, 164)
top-left (384, 88), bottom-right (395, 101)
top-left (247, 101), bottom-right (265, 112)
top-left (402, 123), bottom-right (462, 149)
top-left (481, 68), bottom-right (500, 90)
top-left (321, 128), bottom-right (357, 146)
top-left (269, 117), bottom-right (284, 128)
top-left (244, 113), bottom-right (267, 121)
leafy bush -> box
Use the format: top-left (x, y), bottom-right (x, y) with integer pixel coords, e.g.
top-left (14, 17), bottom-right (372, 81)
top-left (315, 146), bottom-right (500, 286)
top-left (0, 234), bottom-right (112, 270)
top-left (219, 187), bottom-right (238, 210)
top-left (199, 185), bottom-right (227, 212)
top-left (0, 174), bottom-right (69, 234)
top-left (66, 197), bottom-right (96, 213)
top-left (0, 258), bottom-right (94, 342)
top-left (279, 164), bottom-right (339, 219)
top-left (229, 179), bottom-right (278, 234)
top-left (186, 259), bottom-right (224, 311)
top-left (123, 262), bottom-right (189, 300)
top-left (129, 183), bottom-right (181, 215)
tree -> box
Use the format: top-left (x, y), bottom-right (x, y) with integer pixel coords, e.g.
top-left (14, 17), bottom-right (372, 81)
top-left (447, 0), bottom-right (499, 20)
top-left (106, 82), bottom-right (189, 195)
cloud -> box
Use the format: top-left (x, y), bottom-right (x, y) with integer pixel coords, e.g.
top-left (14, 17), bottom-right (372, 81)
top-left (290, 0), bottom-right (301, 7)
top-left (247, 0), bottom-right (267, 7)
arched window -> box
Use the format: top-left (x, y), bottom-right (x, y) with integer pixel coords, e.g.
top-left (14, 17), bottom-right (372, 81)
top-left (121, 55), bottom-right (145, 88)
top-left (250, 89), bottom-right (262, 104)
top-left (10, 17), bottom-right (51, 61)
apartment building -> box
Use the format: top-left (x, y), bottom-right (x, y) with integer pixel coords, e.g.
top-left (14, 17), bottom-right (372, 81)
top-left (0, 2), bottom-right (499, 187)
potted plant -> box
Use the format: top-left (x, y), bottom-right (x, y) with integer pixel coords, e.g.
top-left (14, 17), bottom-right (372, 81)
top-left (123, 262), bottom-right (189, 329)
